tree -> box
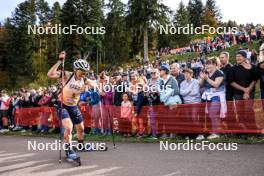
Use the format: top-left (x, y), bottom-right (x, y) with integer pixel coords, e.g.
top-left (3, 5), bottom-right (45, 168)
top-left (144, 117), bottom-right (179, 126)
top-left (81, 0), bottom-right (104, 59)
top-left (127, 0), bottom-right (170, 62)
top-left (4, 0), bottom-right (36, 87)
top-left (36, 0), bottom-right (51, 24)
top-left (0, 25), bottom-right (8, 72)
top-left (60, 0), bottom-right (81, 68)
top-left (104, 0), bottom-right (130, 65)
top-left (187, 0), bottom-right (203, 28)
top-left (32, 0), bottom-right (52, 85)
top-left (60, 0), bottom-right (104, 70)
top-left (201, 7), bottom-right (218, 28)
top-left (48, 1), bottom-right (62, 61)
top-left (173, 1), bottom-right (191, 47)
top-left (205, 0), bottom-right (221, 21)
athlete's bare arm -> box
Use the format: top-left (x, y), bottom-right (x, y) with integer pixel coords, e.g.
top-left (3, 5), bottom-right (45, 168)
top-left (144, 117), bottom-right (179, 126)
top-left (47, 51), bottom-right (71, 80)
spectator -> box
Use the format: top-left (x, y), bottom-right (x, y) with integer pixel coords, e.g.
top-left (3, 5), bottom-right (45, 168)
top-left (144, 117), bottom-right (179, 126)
top-left (7, 93), bottom-right (16, 129)
top-left (89, 74), bottom-right (102, 135)
top-left (113, 72), bottom-right (123, 106)
top-left (121, 73), bottom-right (130, 91)
top-left (180, 68), bottom-right (201, 104)
top-left (159, 64), bottom-right (181, 106)
top-left (200, 58), bottom-right (226, 139)
top-left (219, 51), bottom-right (233, 101)
top-left (229, 50), bottom-right (259, 131)
top-left (147, 68), bottom-right (161, 139)
top-left (99, 73), bottom-right (113, 135)
top-left (133, 84), bottom-right (148, 138)
top-left (159, 64), bottom-right (181, 138)
top-left (180, 68), bottom-right (203, 140)
top-left (170, 63), bottom-right (185, 86)
top-left (250, 49), bottom-right (258, 65)
top-left (120, 93), bottom-right (133, 137)
top-left (129, 71), bottom-right (139, 104)
top-left (0, 90), bottom-right (12, 132)
top-left (11, 92), bottom-right (24, 131)
top-left (258, 44), bottom-right (264, 108)
top-left (79, 89), bottom-right (91, 135)
top-left (37, 90), bottom-right (51, 133)
top-left (219, 51), bottom-right (237, 131)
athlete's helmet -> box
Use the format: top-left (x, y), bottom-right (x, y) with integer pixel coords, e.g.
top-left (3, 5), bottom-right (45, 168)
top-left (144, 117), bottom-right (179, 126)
top-left (73, 59), bottom-right (90, 72)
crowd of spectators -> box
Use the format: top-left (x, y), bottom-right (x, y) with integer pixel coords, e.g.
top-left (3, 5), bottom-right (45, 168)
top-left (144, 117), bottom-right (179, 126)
top-left (163, 27), bottom-right (264, 56)
top-left (1, 33), bottom-right (264, 140)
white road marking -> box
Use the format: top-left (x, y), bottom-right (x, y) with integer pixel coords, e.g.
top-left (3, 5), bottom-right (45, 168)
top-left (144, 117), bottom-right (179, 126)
top-left (3, 163), bottom-right (54, 176)
top-left (0, 153), bottom-right (19, 157)
top-left (0, 150), bottom-right (121, 176)
top-left (162, 171), bottom-right (182, 176)
top-left (0, 153), bottom-right (35, 162)
top-left (0, 161), bottom-right (49, 172)
top-left (76, 166), bottom-right (122, 176)
top-left (33, 165), bottom-right (98, 176)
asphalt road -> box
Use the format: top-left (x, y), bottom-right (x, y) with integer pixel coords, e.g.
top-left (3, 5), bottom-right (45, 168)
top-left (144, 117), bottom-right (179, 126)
top-left (0, 136), bottom-right (263, 176)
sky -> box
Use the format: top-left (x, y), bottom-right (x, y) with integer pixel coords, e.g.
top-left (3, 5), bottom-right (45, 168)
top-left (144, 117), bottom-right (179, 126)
top-left (0, 0), bottom-right (263, 25)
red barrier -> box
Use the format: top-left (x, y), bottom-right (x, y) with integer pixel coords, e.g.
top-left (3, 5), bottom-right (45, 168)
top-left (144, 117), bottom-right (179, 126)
top-left (14, 99), bottom-right (264, 134)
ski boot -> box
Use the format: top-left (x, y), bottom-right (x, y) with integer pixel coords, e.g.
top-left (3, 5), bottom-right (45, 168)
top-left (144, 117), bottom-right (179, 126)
top-left (65, 149), bottom-right (81, 166)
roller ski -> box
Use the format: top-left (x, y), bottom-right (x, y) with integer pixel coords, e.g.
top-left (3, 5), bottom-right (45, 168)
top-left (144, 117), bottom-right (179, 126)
top-left (65, 149), bottom-right (82, 166)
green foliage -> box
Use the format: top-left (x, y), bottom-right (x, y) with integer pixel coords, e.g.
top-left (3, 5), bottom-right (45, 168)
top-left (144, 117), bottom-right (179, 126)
top-left (172, 1), bottom-right (191, 47)
top-left (4, 0), bottom-right (259, 91)
top-left (187, 0), bottom-right (203, 28)
top-left (202, 7), bottom-right (218, 28)
top-left (160, 41), bottom-right (260, 64)
top-left (127, 0), bottom-right (170, 59)
top-left (60, 0), bottom-right (81, 68)
top-left (36, 0), bottom-right (51, 24)
top-left (4, 0), bottom-right (36, 87)
top-left (60, 0), bottom-right (104, 69)
top-left (205, 0), bottom-right (221, 21)
top-left (46, 2), bottom-right (61, 66)
top-left (103, 0), bottom-right (130, 65)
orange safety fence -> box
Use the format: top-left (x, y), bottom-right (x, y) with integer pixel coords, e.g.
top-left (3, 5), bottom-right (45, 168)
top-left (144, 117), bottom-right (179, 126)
top-left (14, 99), bottom-right (264, 134)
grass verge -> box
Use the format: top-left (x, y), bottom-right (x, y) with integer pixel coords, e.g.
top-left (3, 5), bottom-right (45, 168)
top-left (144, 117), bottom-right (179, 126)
top-left (1, 131), bottom-right (264, 144)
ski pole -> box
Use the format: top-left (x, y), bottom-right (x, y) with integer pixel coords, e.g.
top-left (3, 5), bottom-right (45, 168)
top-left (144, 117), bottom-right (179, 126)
top-left (59, 54), bottom-right (65, 163)
top-left (108, 107), bottom-right (116, 149)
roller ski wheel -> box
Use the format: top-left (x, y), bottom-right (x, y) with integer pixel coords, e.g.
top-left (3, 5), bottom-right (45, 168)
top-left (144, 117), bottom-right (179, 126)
top-left (65, 150), bottom-right (82, 166)
top-left (65, 156), bottom-right (81, 166)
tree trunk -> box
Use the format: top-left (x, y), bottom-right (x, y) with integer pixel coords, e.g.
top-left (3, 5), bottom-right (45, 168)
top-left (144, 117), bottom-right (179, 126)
top-left (143, 28), bottom-right (149, 63)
